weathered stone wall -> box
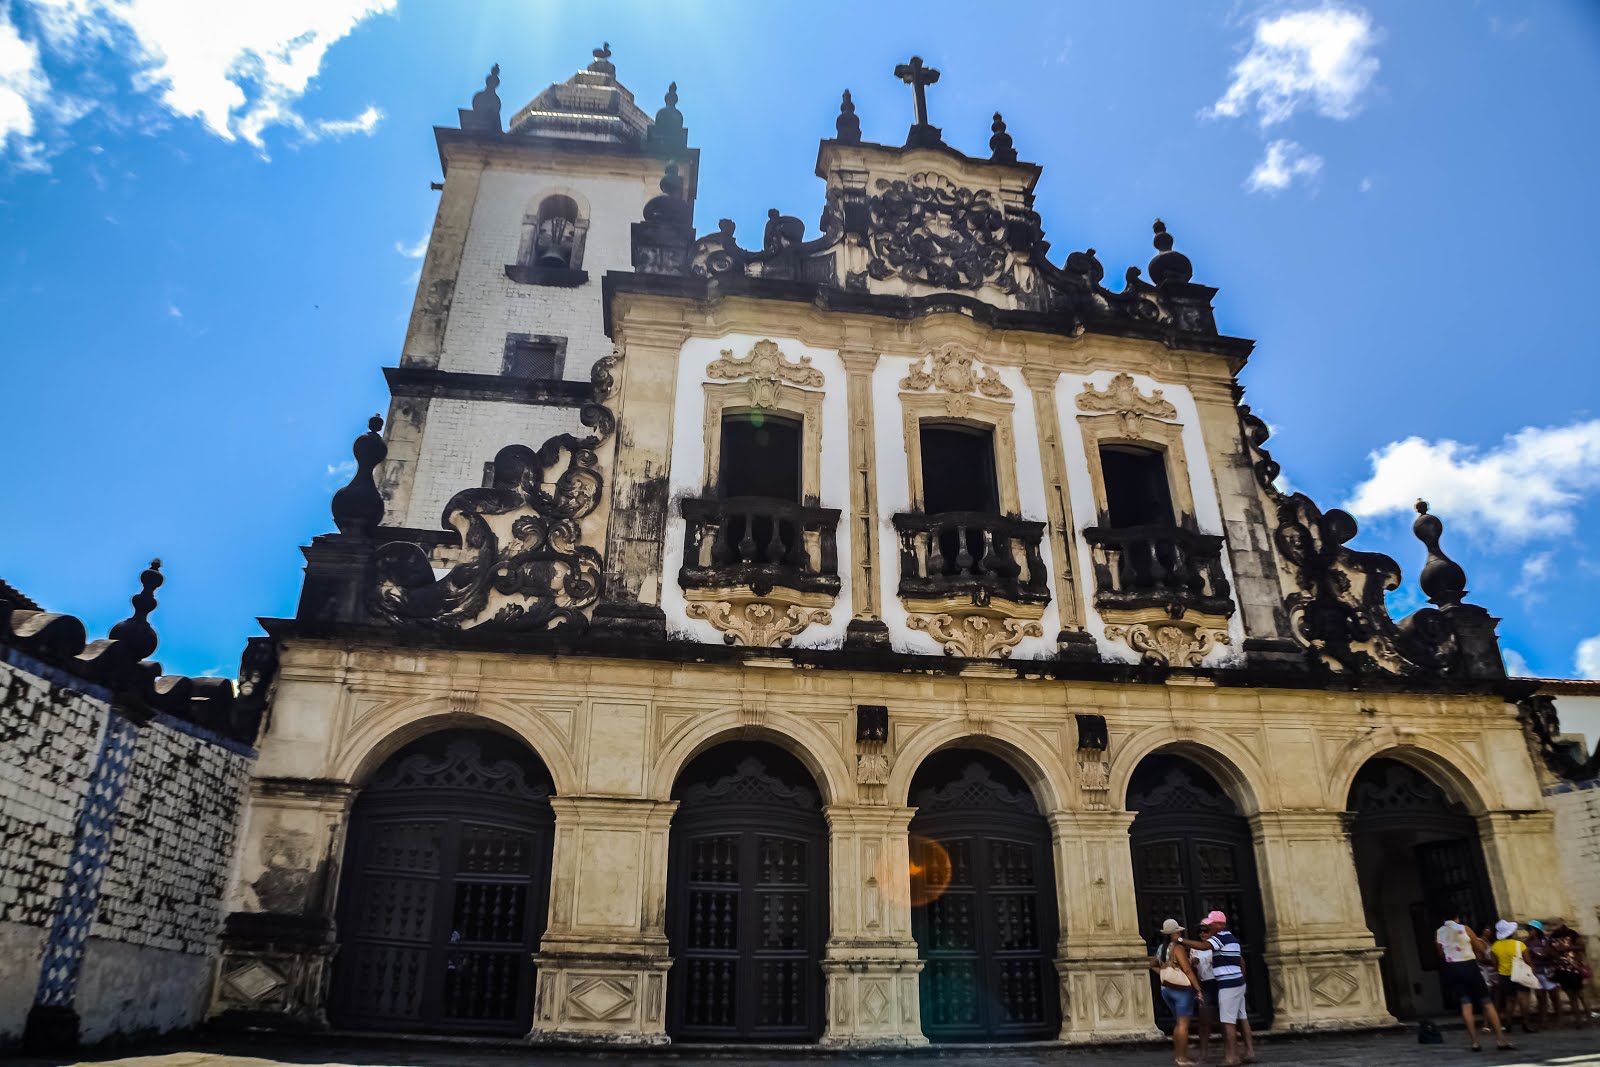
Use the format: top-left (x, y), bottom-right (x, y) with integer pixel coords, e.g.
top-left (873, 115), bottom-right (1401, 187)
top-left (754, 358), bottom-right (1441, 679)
top-left (0, 649), bottom-right (254, 1049)
top-left (1546, 778), bottom-right (1600, 980)
top-left (0, 650), bottom-right (104, 1045)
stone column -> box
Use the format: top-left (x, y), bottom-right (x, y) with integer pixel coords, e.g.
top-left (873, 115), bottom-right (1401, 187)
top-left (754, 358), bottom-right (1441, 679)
top-left (529, 796), bottom-right (676, 1045)
top-left (1476, 810), bottom-right (1571, 920)
top-left (840, 350), bottom-right (889, 650)
top-left (819, 805), bottom-right (926, 1047)
top-left (1050, 810), bottom-right (1159, 1043)
top-left (211, 778), bottom-right (353, 1028)
top-left (1248, 811), bottom-right (1392, 1031)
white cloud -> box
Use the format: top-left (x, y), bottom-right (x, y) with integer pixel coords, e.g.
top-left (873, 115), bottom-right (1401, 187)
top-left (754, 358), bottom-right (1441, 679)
top-left (1501, 647), bottom-right (1532, 678)
top-left (19, 0), bottom-right (395, 151)
top-left (1359, 176), bottom-right (1373, 192)
top-left (1346, 419), bottom-right (1600, 543)
top-left (1577, 635), bottom-right (1600, 680)
top-left (1210, 5), bottom-right (1380, 128)
top-left (165, 301), bottom-right (181, 319)
top-left (309, 103), bottom-right (382, 140)
top-left (325, 458), bottom-right (356, 485)
top-left (395, 232), bottom-right (428, 258)
top-left (0, 4), bottom-right (52, 169)
top-left (1511, 551), bottom-right (1553, 607)
top-left (1246, 139), bottom-right (1323, 193)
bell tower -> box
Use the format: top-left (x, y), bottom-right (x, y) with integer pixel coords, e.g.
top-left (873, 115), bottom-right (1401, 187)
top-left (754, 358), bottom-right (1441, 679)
top-left (378, 47), bottom-right (697, 530)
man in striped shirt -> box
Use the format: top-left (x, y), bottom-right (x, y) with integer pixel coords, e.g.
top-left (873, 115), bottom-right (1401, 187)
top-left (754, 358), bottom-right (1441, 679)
top-left (1183, 909), bottom-right (1255, 1065)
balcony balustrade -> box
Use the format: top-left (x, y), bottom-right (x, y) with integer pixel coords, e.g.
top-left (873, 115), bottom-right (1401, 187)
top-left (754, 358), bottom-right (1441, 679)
top-left (1083, 524), bottom-right (1234, 617)
top-left (679, 497), bottom-right (841, 598)
top-left (892, 511), bottom-right (1050, 607)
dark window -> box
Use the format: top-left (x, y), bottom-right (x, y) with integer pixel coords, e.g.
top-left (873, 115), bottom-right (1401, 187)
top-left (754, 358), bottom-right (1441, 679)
top-left (502, 336), bottom-right (565, 379)
top-left (1100, 445), bottom-right (1175, 528)
top-left (920, 424), bottom-right (999, 514)
top-left (719, 412), bottom-right (802, 501)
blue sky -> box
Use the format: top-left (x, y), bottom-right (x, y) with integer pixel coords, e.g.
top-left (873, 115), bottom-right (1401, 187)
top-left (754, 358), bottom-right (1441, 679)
top-left (2, 1), bottom-right (1598, 680)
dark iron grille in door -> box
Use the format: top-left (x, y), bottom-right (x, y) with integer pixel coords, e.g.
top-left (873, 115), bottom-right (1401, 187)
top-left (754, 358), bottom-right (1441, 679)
top-left (332, 734), bottom-right (553, 1035)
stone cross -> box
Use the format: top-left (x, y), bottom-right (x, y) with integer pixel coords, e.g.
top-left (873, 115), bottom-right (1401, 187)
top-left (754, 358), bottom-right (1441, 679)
top-left (895, 56), bottom-right (939, 125)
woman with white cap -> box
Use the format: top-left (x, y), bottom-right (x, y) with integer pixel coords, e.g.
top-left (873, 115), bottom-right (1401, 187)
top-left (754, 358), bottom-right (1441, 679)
top-left (1490, 918), bottom-right (1536, 1032)
top-left (1150, 918), bottom-right (1203, 1066)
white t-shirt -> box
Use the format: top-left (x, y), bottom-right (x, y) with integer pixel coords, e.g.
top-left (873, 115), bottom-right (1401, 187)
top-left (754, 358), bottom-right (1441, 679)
top-left (1437, 921), bottom-right (1476, 963)
top-left (1192, 946), bottom-right (1216, 981)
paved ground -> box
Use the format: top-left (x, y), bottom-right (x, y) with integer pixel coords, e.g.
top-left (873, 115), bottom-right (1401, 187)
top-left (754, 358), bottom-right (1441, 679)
top-left (21, 1023), bottom-right (1600, 1067)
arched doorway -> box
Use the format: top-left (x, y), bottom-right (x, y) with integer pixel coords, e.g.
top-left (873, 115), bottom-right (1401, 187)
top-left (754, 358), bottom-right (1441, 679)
top-left (1127, 752), bottom-right (1271, 1030)
top-left (665, 741), bottom-right (827, 1042)
top-left (908, 749), bottom-right (1060, 1042)
top-left (1347, 756), bottom-right (1495, 1018)
top-left (331, 729), bottom-right (555, 1034)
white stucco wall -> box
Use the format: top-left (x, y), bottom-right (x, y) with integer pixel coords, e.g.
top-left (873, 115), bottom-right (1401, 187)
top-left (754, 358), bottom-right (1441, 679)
top-left (1053, 368), bottom-right (1245, 665)
top-left (660, 334), bottom-right (853, 649)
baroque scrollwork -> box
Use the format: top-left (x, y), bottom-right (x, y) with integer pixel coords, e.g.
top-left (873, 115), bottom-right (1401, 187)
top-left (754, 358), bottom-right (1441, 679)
top-left (685, 600), bottom-right (832, 648)
top-left (906, 611), bottom-right (1042, 658)
top-left (1104, 619), bottom-right (1230, 668)
top-left (900, 342), bottom-right (1011, 401)
top-left (706, 338), bottom-right (823, 408)
top-left (867, 172), bottom-right (1030, 292)
top-left (1077, 372), bottom-right (1179, 433)
top-left (372, 348), bottom-right (621, 632)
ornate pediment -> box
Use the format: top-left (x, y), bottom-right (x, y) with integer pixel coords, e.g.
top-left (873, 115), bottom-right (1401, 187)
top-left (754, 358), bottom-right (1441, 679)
top-left (1077, 373), bottom-right (1179, 429)
top-left (906, 611), bottom-right (1042, 659)
top-left (899, 343), bottom-right (1011, 417)
top-left (706, 338), bottom-right (823, 408)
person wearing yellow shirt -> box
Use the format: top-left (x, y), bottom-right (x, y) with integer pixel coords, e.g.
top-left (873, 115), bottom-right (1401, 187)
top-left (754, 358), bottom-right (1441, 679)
top-left (1491, 919), bottom-right (1537, 1033)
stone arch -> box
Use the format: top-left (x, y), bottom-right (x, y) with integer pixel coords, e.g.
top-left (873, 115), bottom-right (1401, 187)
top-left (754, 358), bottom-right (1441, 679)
top-left (649, 709), bottom-right (854, 807)
top-left (887, 720), bottom-right (1068, 812)
top-left (1326, 729), bottom-right (1491, 816)
top-left (1110, 724), bottom-right (1267, 816)
top-left (334, 695), bottom-right (579, 796)
top-left (518, 185), bottom-right (592, 270)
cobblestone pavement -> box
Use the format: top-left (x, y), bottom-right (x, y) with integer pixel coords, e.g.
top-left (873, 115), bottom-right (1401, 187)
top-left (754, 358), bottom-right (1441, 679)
top-left (29, 1024), bottom-right (1600, 1067)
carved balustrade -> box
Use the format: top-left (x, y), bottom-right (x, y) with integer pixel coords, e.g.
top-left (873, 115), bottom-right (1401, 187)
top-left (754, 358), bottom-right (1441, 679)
top-left (679, 497), bottom-right (841, 598)
top-left (892, 512), bottom-right (1050, 606)
top-left (1083, 524), bottom-right (1233, 617)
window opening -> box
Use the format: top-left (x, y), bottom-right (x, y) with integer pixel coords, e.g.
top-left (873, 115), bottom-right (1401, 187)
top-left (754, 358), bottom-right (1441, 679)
top-left (534, 195), bottom-right (580, 269)
top-left (1100, 444), bottom-right (1175, 528)
top-left (504, 339), bottom-right (563, 379)
top-left (719, 412), bottom-right (802, 501)
top-left (920, 424), bottom-right (999, 514)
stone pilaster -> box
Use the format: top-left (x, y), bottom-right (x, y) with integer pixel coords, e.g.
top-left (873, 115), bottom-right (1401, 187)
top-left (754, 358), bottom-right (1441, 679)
top-left (211, 778), bottom-right (353, 1029)
top-left (819, 805), bottom-right (926, 1047)
top-left (1049, 811), bottom-right (1158, 1043)
top-left (1249, 811), bottom-right (1393, 1030)
top-left (1477, 809), bottom-right (1571, 921)
top-left (529, 796), bottom-right (676, 1045)
top-left (1023, 368), bottom-right (1094, 659)
top-left (840, 350), bottom-right (889, 650)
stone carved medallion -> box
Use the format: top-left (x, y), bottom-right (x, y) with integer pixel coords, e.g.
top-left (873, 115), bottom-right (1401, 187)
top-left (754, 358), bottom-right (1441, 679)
top-left (900, 343), bottom-right (1011, 417)
top-left (686, 600), bottom-right (831, 647)
top-left (855, 753), bottom-right (892, 785)
top-left (706, 338), bottom-right (823, 409)
top-left (1077, 757), bottom-right (1111, 811)
top-left (867, 172), bottom-right (1025, 292)
top-left (1104, 618), bottom-right (1230, 667)
top-left (907, 611), bottom-right (1042, 658)
top-left (1077, 372), bottom-right (1179, 435)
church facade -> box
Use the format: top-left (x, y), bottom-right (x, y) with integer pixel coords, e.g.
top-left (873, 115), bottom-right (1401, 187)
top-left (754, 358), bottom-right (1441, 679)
top-left (210, 50), bottom-right (1574, 1046)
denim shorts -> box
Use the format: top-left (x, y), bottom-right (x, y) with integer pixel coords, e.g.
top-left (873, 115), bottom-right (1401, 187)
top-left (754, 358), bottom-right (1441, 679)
top-left (1162, 984), bottom-right (1197, 1019)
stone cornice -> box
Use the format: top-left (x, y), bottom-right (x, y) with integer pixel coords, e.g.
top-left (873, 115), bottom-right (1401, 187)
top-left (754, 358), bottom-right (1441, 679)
top-left (384, 365), bottom-right (593, 408)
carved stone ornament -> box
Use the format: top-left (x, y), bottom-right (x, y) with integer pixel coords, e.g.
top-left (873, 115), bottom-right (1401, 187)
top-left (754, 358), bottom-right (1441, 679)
top-left (900, 343), bottom-right (1011, 417)
top-left (1077, 757), bottom-right (1111, 811)
top-left (856, 753), bottom-right (891, 785)
top-left (685, 600), bottom-right (832, 647)
top-left (706, 338), bottom-right (824, 409)
top-left (373, 348), bottom-right (620, 632)
top-left (1076, 373), bottom-right (1179, 434)
top-left (867, 172), bottom-right (1029, 293)
top-left (1104, 617), bottom-right (1230, 667)
top-left (906, 611), bottom-right (1042, 658)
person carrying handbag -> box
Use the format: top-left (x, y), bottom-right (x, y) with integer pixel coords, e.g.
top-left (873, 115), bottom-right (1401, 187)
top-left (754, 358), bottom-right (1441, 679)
top-left (1491, 919), bottom-right (1539, 1032)
top-left (1151, 918), bottom-right (1204, 1067)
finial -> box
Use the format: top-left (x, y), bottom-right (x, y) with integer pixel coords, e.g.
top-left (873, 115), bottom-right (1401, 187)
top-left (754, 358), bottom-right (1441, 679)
top-left (1147, 218), bottom-right (1193, 285)
top-left (1413, 499), bottom-right (1468, 607)
top-left (108, 558), bottom-right (164, 661)
top-left (642, 160), bottom-right (692, 224)
top-left (462, 62), bottom-right (503, 133)
top-left (645, 80), bottom-right (688, 150)
top-left (330, 414), bottom-right (388, 538)
top-left (588, 42), bottom-right (616, 76)
top-left (989, 111), bottom-right (1017, 163)
top-left (835, 89), bottom-right (861, 143)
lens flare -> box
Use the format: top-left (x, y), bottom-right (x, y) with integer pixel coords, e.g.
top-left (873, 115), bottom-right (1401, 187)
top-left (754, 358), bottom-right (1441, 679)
top-left (908, 833), bottom-right (953, 907)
